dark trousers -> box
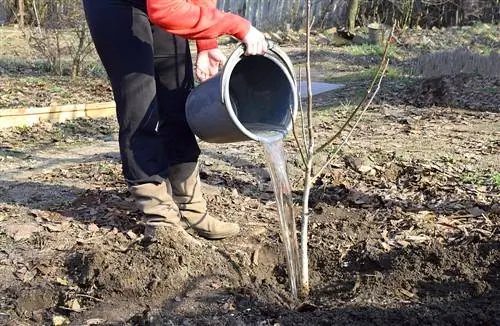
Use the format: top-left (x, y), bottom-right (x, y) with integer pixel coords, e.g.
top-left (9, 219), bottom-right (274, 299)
top-left (83, 0), bottom-right (200, 185)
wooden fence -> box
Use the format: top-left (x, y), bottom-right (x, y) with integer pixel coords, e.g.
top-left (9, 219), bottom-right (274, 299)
top-left (219, 0), bottom-right (347, 29)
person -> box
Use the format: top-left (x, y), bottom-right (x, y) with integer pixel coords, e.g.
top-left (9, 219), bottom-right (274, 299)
top-left (82, 0), bottom-right (268, 240)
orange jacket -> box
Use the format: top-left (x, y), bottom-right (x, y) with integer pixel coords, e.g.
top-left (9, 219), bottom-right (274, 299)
top-left (146, 0), bottom-right (251, 52)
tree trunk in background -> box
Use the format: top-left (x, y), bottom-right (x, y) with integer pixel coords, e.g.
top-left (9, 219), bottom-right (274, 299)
top-left (18, 0), bottom-right (24, 27)
top-left (462, 0), bottom-right (480, 22)
top-left (346, 0), bottom-right (359, 32)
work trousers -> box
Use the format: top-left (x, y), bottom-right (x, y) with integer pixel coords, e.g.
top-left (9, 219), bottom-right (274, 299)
top-left (83, 0), bottom-right (200, 185)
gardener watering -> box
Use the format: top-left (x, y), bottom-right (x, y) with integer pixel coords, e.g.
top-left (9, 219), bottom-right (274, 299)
top-left (82, 0), bottom-right (268, 241)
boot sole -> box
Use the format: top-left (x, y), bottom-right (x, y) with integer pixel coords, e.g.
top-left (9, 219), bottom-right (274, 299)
top-left (181, 221), bottom-right (240, 240)
top-left (195, 228), bottom-right (240, 240)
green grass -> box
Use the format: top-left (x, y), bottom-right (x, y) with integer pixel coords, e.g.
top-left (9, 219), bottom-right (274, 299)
top-left (490, 172), bottom-right (500, 187)
top-left (322, 65), bottom-right (416, 101)
top-left (461, 171), bottom-right (500, 187)
top-left (484, 86), bottom-right (497, 94)
top-left (0, 57), bottom-right (106, 77)
top-left (325, 70), bottom-right (373, 83)
top-left (0, 58), bottom-right (52, 74)
top-left (343, 43), bottom-right (401, 59)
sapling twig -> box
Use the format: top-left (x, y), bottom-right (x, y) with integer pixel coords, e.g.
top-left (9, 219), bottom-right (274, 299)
top-left (315, 25), bottom-right (394, 155)
top-left (312, 26), bottom-right (393, 182)
top-left (313, 56), bottom-right (390, 182)
top-left (291, 68), bottom-right (307, 168)
top-left (293, 18), bottom-right (394, 299)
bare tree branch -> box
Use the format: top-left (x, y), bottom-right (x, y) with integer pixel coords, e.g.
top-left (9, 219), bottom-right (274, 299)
top-left (315, 25), bottom-right (394, 154)
top-left (292, 68), bottom-right (307, 169)
top-left (312, 56), bottom-right (390, 183)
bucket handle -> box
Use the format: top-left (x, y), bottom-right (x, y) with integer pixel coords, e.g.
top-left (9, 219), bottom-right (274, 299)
top-left (220, 41), bottom-right (296, 105)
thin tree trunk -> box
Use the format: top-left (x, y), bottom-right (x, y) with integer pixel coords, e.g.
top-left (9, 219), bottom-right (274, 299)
top-left (346, 0), bottom-right (359, 32)
top-left (300, 162), bottom-right (312, 298)
top-left (18, 0), bottom-right (24, 27)
top-left (300, 0), bottom-right (313, 299)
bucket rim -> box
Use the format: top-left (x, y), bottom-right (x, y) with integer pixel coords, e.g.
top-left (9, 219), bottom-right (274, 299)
top-left (220, 45), bottom-right (299, 142)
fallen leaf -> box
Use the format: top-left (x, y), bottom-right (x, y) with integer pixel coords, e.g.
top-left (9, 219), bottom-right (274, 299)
top-left (126, 230), bottom-right (138, 240)
top-left (468, 207), bottom-right (485, 217)
top-left (399, 288), bottom-right (416, 298)
top-left (21, 269), bottom-right (37, 283)
top-left (43, 223), bottom-right (63, 232)
top-left (406, 235), bottom-right (430, 243)
top-left (358, 165), bottom-right (373, 174)
top-left (88, 223), bottom-right (99, 233)
top-left (415, 210), bottom-right (436, 222)
top-left (32, 309), bottom-right (45, 322)
top-left (52, 315), bottom-right (70, 326)
top-left (56, 277), bottom-right (69, 286)
top-left (29, 209), bottom-right (46, 218)
top-left (4, 223), bottom-right (42, 241)
top-left (85, 319), bottom-right (106, 325)
top-left (36, 264), bottom-right (57, 276)
top-left (66, 299), bottom-right (81, 311)
top-left (380, 241), bottom-right (391, 251)
top-left (396, 240), bottom-right (410, 248)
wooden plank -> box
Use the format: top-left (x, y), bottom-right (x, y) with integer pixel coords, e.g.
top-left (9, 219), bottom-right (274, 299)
top-left (0, 102), bottom-right (117, 129)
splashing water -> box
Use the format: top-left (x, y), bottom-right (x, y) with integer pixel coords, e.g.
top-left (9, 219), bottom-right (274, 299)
top-left (261, 138), bottom-right (301, 298)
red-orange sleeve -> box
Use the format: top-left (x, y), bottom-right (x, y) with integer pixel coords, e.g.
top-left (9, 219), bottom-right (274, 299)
top-left (147, 0), bottom-right (251, 51)
top-left (192, 0), bottom-right (219, 52)
top-left (191, 0), bottom-right (217, 7)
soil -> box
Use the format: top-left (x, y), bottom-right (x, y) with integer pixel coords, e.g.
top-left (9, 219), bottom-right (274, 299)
top-left (0, 25), bottom-right (499, 326)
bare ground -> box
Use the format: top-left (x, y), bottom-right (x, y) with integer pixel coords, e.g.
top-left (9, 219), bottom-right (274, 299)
top-left (0, 102), bottom-right (498, 325)
top-left (0, 25), bottom-right (499, 325)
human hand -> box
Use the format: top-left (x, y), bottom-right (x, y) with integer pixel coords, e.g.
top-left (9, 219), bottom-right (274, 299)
top-left (241, 26), bottom-right (268, 55)
top-left (195, 48), bottom-right (226, 82)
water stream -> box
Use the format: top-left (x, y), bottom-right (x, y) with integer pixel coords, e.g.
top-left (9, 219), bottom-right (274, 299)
top-left (260, 138), bottom-right (301, 298)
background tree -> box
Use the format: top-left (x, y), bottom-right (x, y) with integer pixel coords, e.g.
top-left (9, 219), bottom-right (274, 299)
top-left (17, 0), bottom-right (24, 26)
top-left (346, 0), bottom-right (359, 33)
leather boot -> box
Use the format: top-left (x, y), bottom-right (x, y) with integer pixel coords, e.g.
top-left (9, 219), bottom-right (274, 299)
top-left (168, 163), bottom-right (240, 240)
top-left (129, 181), bottom-right (195, 242)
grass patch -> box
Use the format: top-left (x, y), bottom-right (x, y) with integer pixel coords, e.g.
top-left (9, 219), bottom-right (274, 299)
top-left (0, 57), bottom-right (106, 77)
top-left (490, 172), bottom-right (500, 187)
top-left (461, 171), bottom-right (500, 187)
top-left (0, 58), bottom-right (53, 75)
top-left (461, 171), bottom-right (486, 185)
top-left (325, 65), bottom-right (415, 88)
top-left (342, 43), bottom-right (401, 59)
top-left (326, 70), bottom-right (373, 83)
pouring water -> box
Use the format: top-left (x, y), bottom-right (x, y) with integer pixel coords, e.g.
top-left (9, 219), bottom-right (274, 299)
top-left (249, 125), bottom-right (301, 299)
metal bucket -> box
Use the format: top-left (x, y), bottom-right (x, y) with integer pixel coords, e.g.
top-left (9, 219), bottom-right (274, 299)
top-left (185, 43), bottom-right (298, 143)
top-left (368, 23), bottom-right (390, 46)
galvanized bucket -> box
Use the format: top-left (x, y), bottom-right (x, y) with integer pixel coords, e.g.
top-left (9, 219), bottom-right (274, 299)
top-left (185, 42), bottom-right (298, 143)
top-left (368, 23), bottom-right (390, 46)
